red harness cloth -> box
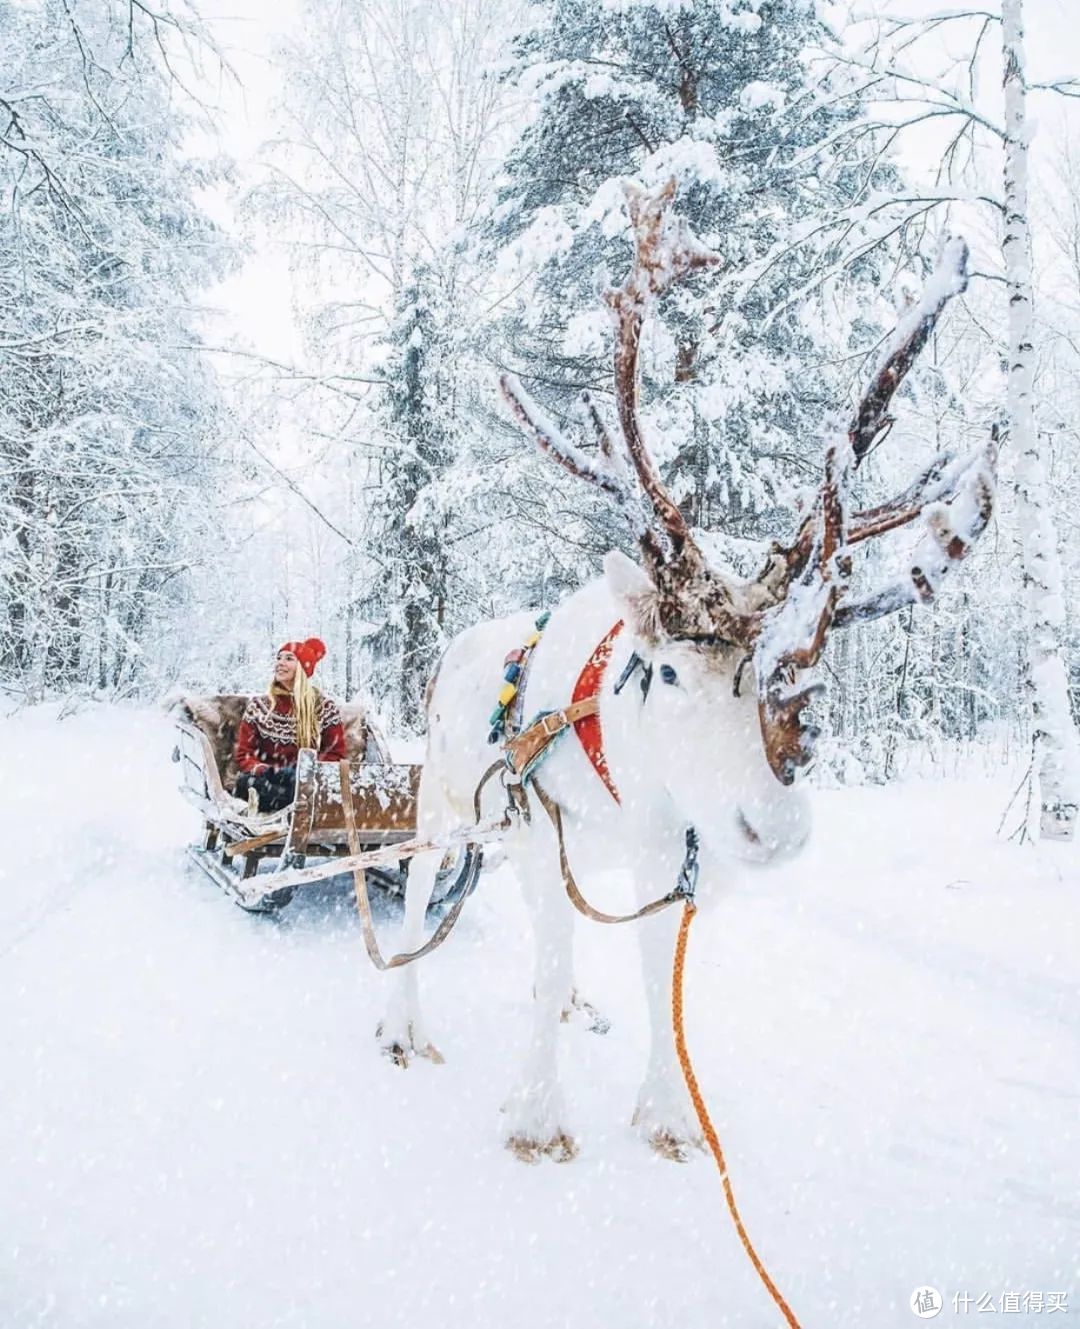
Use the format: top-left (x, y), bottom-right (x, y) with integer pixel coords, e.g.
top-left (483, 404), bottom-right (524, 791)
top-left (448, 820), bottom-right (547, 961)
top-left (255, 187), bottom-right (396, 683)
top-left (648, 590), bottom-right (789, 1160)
top-left (571, 620), bottom-right (625, 803)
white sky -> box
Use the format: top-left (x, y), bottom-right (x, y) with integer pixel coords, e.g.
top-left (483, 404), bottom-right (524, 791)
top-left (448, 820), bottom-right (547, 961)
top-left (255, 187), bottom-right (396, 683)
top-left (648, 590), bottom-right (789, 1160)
top-left (191, 0), bottom-right (302, 362)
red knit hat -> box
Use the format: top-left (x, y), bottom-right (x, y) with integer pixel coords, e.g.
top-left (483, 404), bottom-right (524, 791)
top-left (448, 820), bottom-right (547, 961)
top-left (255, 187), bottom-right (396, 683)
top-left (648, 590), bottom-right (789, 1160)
top-left (278, 637), bottom-right (326, 678)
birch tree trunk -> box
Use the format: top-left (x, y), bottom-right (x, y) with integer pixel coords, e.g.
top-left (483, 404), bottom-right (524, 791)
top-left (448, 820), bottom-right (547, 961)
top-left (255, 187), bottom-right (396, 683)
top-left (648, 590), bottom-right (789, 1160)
top-left (1002, 0), bottom-right (1080, 839)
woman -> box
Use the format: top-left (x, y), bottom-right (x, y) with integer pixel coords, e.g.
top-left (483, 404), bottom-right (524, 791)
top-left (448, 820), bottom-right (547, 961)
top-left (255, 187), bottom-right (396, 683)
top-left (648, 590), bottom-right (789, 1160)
top-left (234, 637), bottom-right (346, 813)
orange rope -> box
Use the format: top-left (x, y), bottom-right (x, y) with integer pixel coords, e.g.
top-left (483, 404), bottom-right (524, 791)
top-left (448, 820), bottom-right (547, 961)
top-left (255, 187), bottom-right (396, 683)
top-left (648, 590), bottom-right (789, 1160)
top-left (672, 901), bottom-right (802, 1329)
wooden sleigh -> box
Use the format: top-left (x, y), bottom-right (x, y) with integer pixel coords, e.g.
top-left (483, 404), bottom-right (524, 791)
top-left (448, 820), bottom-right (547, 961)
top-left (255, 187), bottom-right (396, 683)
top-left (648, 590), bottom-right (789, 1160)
top-left (172, 695), bottom-right (479, 914)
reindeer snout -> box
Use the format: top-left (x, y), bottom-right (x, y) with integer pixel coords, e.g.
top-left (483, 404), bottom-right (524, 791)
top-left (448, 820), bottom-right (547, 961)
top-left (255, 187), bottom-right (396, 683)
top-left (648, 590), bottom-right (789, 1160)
top-left (734, 797), bottom-right (812, 864)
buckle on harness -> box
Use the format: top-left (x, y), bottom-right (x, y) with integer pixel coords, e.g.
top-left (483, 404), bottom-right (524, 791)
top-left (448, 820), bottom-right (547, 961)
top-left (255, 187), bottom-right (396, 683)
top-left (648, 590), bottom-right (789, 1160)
top-left (539, 709), bottom-right (568, 737)
top-left (677, 827), bottom-right (700, 902)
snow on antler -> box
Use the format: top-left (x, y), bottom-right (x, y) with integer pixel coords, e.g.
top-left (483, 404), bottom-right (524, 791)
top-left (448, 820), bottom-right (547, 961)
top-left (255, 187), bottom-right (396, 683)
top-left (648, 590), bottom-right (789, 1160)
top-left (604, 178), bottom-right (722, 565)
top-left (849, 236), bottom-right (970, 466)
top-left (834, 433), bottom-right (998, 627)
top-left (754, 434), bottom-right (850, 783)
top-left (755, 236), bottom-right (993, 785)
top-left (581, 390), bottom-right (630, 485)
top-left (785, 236), bottom-right (973, 579)
top-left (499, 373), bottom-right (629, 500)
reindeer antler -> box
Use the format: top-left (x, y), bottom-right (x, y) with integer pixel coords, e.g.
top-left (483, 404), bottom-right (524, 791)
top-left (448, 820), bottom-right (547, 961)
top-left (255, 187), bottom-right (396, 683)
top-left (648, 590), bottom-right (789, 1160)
top-left (755, 240), bottom-right (997, 784)
top-left (782, 238), bottom-right (971, 579)
top-left (500, 181), bottom-right (760, 643)
top-left (834, 432), bottom-right (998, 628)
top-left (499, 184), bottom-right (997, 788)
top-left (604, 179), bottom-right (720, 564)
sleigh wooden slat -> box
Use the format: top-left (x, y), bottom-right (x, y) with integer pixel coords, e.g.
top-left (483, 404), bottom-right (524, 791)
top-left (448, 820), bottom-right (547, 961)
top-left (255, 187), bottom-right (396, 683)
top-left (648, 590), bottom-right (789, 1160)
top-left (171, 695), bottom-right (467, 915)
top-left (309, 759), bottom-right (421, 839)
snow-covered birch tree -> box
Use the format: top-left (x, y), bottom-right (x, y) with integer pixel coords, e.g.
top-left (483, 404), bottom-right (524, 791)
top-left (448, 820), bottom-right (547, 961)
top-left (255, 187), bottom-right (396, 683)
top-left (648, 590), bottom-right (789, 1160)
top-left (831, 1), bottom-right (1080, 834)
top-left (999, 0), bottom-right (1079, 838)
top-left (250, 0), bottom-right (522, 720)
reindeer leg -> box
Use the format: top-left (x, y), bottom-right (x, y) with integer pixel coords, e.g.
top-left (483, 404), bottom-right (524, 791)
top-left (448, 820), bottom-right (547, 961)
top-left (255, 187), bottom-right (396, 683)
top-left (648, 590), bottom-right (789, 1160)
top-left (375, 847), bottom-right (445, 1068)
top-left (630, 842), bottom-right (704, 1162)
top-left (503, 822), bottom-right (578, 1164)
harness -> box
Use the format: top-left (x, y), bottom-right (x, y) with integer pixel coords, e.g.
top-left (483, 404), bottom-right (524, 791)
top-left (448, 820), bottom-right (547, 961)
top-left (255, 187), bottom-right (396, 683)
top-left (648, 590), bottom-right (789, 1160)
top-left (481, 620), bottom-right (798, 1326)
top-left (491, 612), bottom-right (698, 927)
top-left (502, 618), bottom-right (625, 798)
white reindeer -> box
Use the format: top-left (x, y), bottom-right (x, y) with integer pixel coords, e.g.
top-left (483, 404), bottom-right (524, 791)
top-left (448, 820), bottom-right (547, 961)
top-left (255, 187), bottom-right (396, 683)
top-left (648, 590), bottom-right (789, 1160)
top-left (377, 182), bottom-right (996, 1163)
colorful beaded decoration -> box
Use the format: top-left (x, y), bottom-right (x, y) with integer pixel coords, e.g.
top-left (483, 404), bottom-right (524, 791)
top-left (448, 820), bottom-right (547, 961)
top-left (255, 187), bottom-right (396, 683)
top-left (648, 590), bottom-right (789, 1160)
top-left (488, 610), bottom-right (551, 743)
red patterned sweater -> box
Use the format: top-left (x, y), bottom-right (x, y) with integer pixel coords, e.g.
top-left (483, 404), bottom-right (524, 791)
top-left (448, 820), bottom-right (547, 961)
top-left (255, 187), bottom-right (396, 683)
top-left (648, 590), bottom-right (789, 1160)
top-left (234, 692), bottom-right (346, 776)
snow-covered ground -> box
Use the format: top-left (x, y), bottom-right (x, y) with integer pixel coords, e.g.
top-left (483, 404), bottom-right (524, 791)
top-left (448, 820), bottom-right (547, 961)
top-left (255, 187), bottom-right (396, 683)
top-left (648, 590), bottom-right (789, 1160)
top-left (1, 705), bottom-right (1077, 1328)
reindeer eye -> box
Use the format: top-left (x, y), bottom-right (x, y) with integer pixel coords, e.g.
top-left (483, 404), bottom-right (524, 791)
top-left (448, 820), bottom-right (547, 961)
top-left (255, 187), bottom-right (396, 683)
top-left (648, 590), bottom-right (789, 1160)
top-left (659, 664), bottom-right (678, 686)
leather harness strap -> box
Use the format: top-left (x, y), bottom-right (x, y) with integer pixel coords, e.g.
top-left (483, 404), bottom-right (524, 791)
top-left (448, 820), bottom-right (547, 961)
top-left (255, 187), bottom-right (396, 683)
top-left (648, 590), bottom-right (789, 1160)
top-left (502, 696), bottom-right (601, 782)
top-left (502, 620), bottom-right (625, 800)
top-left (532, 781), bottom-right (688, 925)
top-left (339, 759), bottom-right (501, 971)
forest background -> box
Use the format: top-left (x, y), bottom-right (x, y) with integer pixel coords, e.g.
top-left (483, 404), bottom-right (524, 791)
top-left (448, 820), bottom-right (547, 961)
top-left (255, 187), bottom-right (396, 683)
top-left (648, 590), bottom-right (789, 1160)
top-left (4, 0), bottom-right (1080, 832)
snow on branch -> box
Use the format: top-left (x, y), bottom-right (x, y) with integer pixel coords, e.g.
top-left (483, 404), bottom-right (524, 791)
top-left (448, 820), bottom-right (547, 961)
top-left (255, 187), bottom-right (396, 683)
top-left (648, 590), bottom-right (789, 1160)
top-left (852, 8), bottom-right (1001, 30)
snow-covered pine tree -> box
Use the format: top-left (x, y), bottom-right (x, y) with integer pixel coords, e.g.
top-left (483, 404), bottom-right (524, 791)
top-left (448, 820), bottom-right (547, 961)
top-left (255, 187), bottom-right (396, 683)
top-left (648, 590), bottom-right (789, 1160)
top-left (357, 269), bottom-right (454, 731)
top-left (487, 0), bottom-right (901, 545)
top-left (0, 0), bottom-right (231, 701)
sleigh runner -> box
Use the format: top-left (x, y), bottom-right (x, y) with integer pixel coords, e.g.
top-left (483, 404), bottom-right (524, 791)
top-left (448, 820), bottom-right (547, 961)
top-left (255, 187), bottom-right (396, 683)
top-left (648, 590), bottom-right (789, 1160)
top-left (172, 695), bottom-right (480, 913)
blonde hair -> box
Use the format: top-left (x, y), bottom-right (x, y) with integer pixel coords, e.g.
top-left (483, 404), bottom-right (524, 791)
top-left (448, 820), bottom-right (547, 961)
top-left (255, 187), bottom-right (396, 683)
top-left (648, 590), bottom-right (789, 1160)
top-left (269, 665), bottom-right (321, 749)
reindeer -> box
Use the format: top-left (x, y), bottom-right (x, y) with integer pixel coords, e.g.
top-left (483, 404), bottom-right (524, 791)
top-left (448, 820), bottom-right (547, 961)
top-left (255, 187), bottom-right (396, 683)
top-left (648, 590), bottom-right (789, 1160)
top-left (376, 181), bottom-right (996, 1163)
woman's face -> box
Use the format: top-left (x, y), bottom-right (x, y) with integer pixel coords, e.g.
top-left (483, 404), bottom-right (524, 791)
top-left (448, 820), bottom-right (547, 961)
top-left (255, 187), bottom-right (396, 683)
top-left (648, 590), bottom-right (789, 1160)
top-left (274, 651), bottom-right (299, 687)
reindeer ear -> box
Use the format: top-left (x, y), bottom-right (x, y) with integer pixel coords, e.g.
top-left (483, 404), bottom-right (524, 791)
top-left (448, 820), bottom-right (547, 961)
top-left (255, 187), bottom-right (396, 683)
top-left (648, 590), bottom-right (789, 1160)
top-left (603, 550), bottom-right (662, 641)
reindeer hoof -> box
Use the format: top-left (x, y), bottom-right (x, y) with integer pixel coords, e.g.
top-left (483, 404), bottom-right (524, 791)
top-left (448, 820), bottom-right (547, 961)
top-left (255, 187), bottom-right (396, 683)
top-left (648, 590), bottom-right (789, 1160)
top-left (376, 1021), bottom-right (443, 1068)
top-left (560, 990), bottom-right (612, 1036)
top-left (384, 1042), bottom-right (411, 1069)
top-left (646, 1128), bottom-right (703, 1163)
top-left (584, 1007), bottom-right (611, 1036)
top-left (505, 1131), bottom-right (579, 1165)
top-left (632, 1104), bottom-right (704, 1162)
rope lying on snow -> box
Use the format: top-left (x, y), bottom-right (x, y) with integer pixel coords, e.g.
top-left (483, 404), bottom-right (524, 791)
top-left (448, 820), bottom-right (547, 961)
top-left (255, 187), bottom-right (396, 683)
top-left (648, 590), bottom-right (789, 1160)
top-left (671, 901), bottom-right (802, 1329)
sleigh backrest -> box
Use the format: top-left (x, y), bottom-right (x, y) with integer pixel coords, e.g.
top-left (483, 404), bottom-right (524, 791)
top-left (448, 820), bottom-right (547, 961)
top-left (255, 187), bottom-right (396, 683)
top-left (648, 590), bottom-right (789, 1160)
top-left (174, 693), bottom-right (389, 793)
